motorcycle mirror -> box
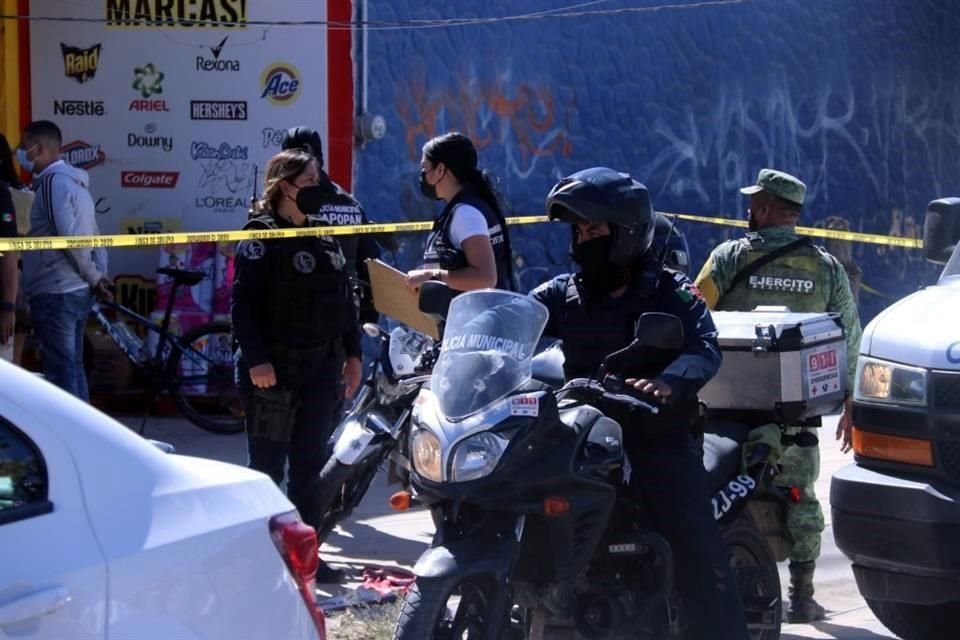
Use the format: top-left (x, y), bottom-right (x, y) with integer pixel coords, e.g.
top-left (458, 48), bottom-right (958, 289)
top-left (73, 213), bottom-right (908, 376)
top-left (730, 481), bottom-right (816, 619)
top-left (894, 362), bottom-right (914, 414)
top-left (923, 197), bottom-right (960, 265)
top-left (633, 312), bottom-right (684, 351)
top-left (418, 281), bottom-right (454, 321)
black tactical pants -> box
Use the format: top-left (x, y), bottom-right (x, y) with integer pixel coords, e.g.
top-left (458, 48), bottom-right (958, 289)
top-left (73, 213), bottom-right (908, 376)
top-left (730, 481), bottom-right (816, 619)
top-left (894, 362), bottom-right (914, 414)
top-left (236, 344), bottom-right (341, 525)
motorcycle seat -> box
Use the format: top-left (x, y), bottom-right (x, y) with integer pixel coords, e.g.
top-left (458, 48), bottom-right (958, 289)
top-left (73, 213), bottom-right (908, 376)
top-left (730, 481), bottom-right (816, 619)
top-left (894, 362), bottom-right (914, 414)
top-left (702, 420), bottom-right (750, 492)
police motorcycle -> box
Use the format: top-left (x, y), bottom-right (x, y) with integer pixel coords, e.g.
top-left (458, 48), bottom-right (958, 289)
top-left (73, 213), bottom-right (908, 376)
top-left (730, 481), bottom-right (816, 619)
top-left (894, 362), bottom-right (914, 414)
top-left (306, 321), bottom-right (439, 543)
top-left (393, 284), bottom-right (814, 640)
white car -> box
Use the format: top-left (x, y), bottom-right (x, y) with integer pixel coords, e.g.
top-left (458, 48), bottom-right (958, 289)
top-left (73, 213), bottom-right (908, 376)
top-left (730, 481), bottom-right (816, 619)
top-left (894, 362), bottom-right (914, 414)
top-left (0, 361), bottom-right (326, 640)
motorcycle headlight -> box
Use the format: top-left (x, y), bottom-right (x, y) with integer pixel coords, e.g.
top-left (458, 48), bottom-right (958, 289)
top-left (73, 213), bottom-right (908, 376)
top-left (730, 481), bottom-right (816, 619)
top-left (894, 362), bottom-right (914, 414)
top-left (855, 356), bottom-right (927, 406)
top-left (450, 432), bottom-right (510, 483)
top-left (411, 428), bottom-right (443, 482)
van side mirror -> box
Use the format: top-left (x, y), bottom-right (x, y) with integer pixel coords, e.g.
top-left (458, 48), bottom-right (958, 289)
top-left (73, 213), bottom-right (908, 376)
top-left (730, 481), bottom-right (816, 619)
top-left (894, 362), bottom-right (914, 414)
top-left (923, 197), bottom-right (960, 265)
top-left (634, 312), bottom-right (685, 351)
top-left (418, 281), bottom-right (454, 322)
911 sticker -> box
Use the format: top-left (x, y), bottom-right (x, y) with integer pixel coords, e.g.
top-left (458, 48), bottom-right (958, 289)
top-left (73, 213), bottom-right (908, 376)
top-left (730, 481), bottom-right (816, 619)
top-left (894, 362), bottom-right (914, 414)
top-left (712, 474), bottom-right (757, 521)
top-left (807, 344), bottom-right (841, 398)
top-left (510, 396), bottom-right (539, 417)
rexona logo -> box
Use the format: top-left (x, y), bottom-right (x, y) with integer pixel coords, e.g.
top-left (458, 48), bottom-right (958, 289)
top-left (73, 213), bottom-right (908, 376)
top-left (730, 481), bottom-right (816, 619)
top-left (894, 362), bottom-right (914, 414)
top-left (191, 141), bottom-right (248, 161)
top-left (190, 100), bottom-right (247, 121)
top-left (61, 141), bottom-right (105, 170)
top-left (197, 35), bottom-right (239, 71)
top-left (121, 171), bottom-right (179, 189)
top-left (105, 0), bottom-right (247, 29)
top-left (61, 43), bottom-right (101, 83)
top-left (260, 62), bottom-right (301, 106)
top-left (54, 100), bottom-right (105, 117)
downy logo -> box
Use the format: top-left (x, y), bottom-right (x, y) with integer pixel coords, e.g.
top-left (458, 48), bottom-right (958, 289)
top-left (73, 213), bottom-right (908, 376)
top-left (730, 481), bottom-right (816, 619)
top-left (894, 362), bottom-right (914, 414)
top-left (128, 123), bottom-right (173, 152)
top-left (61, 141), bottom-right (105, 170)
top-left (61, 43), bottom-right (102, 83)
top-left (260, 62), bottom-right (301, 106)
top-left (191, 141), bottom-right (248, 161)
top-left (197, 36), bottom-right (240, 72)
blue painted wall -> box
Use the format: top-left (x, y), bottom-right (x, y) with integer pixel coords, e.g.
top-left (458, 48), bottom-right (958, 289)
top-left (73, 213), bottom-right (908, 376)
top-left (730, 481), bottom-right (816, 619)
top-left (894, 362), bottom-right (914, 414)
top-left (354, 0), bottom-right (957, 323)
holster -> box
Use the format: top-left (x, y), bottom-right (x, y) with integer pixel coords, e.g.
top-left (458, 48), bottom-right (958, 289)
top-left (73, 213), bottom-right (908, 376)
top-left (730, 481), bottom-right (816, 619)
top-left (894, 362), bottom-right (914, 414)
top-left (250, 387), bottom-right (297, 443)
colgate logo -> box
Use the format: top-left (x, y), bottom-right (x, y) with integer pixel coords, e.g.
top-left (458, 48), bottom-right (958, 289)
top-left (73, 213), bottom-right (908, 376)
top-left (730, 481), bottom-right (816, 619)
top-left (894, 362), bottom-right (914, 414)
top-left (121, 171), bottom-right (179, 188)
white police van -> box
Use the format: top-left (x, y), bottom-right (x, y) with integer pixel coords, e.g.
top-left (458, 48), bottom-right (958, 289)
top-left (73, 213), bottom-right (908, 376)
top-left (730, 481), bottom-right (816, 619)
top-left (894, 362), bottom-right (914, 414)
top-left (831, 198), bottom-right (960, 640)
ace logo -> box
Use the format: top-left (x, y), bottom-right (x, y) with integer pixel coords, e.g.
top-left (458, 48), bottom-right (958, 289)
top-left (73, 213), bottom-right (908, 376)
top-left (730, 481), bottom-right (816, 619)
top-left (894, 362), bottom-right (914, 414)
top-left (61, 43), bottom-right (102, 83)
top-left (260, 62), bottom-right (301, 106)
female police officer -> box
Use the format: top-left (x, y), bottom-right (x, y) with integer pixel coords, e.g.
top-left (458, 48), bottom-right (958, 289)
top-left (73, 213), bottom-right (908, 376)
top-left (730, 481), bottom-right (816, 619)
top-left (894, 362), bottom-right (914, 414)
top-left (232, 149), bottom-right (361, 582)
top-left (405, 132), bottom-right (515, 292)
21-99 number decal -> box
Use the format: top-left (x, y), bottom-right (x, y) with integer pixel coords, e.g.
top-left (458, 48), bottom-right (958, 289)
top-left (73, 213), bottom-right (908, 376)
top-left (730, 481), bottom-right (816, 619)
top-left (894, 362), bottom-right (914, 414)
top-left (712, 474), bottom-right (757, 521)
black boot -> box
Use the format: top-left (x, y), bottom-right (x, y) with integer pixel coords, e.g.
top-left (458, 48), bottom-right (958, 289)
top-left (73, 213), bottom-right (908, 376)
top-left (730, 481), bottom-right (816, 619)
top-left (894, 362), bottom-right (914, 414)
top-left (315, 558), bottom-right (346, 584)
top-left (787, 561), bottom-right (826, 623)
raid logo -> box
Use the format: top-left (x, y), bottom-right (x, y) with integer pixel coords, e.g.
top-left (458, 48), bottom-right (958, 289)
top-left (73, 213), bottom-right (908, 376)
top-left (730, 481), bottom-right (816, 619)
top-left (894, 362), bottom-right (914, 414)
top-left (61, 43), bottom-right (102, 83)
top-left (105, 0), bottom-right (247, 29)
top-left (61, 141), bottom-right (105, 170)
top-left (260, 62), bottom-right (301, 106)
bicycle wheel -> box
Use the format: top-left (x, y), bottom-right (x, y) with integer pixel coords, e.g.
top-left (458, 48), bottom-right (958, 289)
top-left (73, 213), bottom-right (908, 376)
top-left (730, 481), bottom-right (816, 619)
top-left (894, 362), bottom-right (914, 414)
top-left (167, 321), bottom-right (244, 434)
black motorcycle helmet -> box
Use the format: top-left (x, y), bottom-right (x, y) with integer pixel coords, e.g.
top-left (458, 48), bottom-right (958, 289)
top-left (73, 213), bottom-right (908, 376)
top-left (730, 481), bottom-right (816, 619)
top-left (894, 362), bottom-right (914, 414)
top-left (545, 167), bottom-right (656, 266)
top-left (652, 212), bottom-right (691, 275)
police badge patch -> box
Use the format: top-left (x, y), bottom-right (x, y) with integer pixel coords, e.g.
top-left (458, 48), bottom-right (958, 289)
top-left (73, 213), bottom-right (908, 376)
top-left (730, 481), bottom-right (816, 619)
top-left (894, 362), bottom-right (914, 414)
top-left (238, 240), bottom-right (265, 260)
top-left (293, 251), bottom-right (317, 273)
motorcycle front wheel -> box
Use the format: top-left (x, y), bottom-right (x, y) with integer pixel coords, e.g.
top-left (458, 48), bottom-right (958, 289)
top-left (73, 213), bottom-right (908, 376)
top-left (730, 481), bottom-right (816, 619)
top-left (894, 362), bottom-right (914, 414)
top-left (394, 577), bottom-right (514, 640)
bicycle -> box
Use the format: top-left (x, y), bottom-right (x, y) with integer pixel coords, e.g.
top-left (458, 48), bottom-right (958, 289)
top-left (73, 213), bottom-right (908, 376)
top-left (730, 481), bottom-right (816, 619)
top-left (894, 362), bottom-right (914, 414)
top-left (91, 267), bottom-right (243, 435)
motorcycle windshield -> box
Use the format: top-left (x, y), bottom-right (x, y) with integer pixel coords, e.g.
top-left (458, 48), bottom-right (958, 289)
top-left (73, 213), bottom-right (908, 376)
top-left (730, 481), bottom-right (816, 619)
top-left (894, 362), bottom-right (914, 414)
top-left (431, 290), bottom-right (549, 420)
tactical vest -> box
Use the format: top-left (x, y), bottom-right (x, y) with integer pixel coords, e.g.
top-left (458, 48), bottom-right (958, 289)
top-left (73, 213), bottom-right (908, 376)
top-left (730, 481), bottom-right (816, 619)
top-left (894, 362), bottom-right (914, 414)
top-left (423, 189), bottom-right (514, 290)
top-left (305, 177), bottom-right (365, 279)
top-left (716, 236), bottom-right (833, 313)
top-left (244, 214), bottom-right (352, 348)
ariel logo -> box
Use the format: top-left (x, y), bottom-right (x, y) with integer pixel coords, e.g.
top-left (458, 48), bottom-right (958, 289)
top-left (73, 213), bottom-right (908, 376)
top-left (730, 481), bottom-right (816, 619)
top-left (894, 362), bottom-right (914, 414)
top-left (132, 63), bottom-right (164, 98)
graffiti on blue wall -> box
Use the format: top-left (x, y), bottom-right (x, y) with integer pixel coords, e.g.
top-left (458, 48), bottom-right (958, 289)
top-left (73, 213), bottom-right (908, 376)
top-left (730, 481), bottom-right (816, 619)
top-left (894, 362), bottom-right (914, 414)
top-left (356, 0), bottom-right (958, 323)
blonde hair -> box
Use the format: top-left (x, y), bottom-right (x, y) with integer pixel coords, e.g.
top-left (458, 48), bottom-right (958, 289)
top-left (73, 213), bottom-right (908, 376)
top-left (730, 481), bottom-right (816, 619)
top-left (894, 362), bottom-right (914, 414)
top-left (253, 149), bottom-right (316, 215)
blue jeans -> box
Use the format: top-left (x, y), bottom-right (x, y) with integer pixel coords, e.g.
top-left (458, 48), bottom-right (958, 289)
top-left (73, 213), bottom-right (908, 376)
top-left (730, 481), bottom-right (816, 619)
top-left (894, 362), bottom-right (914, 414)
top-left (30, 289), bottom-right (93, 401)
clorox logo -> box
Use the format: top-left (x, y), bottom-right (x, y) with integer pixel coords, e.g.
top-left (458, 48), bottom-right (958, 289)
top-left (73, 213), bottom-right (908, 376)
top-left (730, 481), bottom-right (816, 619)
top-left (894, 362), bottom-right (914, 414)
top-left (260, 62), bottom-right (301, 106)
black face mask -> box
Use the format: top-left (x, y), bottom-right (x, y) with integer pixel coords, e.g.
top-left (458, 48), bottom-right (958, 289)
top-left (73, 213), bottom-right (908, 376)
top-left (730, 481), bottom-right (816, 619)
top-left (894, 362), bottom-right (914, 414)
top-left (572, 235), bottom-right (627, 294)
top-left (295, 184), bottom-right (328, 216)
top-left (748, 213), bottom-right (759, 232)
top-left (419, 169), bottom-right (441, 200)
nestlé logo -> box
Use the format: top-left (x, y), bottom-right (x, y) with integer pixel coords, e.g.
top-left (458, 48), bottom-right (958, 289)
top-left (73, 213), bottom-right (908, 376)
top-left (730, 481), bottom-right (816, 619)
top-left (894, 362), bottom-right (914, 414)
top-left (54, 100), bottom-right (105, 117)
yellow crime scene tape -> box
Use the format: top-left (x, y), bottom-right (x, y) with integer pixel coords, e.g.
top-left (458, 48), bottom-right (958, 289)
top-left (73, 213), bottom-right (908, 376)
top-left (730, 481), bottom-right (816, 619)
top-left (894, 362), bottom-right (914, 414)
top-left (0, 212), bottom-right (922, 252)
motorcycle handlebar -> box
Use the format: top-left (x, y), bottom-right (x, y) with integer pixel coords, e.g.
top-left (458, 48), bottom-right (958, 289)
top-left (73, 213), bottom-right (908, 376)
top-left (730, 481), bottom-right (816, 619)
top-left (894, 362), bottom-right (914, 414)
top-left (561, 378), bottom-right (661, 415)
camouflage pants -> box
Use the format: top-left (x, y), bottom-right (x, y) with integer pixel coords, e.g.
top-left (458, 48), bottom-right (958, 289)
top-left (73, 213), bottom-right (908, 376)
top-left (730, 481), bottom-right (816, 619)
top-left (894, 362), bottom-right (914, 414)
top-left (778, 429), bottom-right (824, 563)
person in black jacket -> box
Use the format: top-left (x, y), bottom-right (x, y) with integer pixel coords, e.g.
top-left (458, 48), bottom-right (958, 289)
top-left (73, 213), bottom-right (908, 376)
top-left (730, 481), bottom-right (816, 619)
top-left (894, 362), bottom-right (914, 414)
top-left (232, 149), bottom-right (361, 583)
top-left (280, 126), bottom-right (381, 325)
top-left (405, 132), bottom-right (514, 292)
top-left (531, 167), bottom-right (748, 640)
top-left (0, 134), bottom-right (19, 361)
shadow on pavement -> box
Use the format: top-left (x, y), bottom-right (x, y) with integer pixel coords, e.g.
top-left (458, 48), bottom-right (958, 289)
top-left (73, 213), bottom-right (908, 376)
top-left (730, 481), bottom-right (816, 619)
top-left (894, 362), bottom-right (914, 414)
top-left (782, 619), bottom-right (895, 640)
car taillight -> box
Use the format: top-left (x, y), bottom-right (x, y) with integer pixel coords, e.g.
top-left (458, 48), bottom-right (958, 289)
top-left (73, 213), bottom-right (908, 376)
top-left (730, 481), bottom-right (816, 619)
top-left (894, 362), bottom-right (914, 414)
top-left (270, 511), bottom-right (327, 640)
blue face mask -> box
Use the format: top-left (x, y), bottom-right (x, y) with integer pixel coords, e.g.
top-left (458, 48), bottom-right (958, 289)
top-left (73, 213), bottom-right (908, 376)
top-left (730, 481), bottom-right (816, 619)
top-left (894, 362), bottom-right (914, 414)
top-left (16, 146), bottom-right (35, 174)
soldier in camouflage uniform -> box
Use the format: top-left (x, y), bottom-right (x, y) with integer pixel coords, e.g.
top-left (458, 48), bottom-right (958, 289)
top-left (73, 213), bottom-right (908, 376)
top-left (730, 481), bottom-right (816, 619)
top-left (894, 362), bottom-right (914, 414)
top-left (694, 169), bottom-right (863, 623)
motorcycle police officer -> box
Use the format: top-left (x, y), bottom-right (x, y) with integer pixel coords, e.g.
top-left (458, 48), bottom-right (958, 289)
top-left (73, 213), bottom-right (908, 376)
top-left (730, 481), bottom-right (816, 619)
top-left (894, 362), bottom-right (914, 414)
top-left (232, 149), bottom-right (362, 583)
top-left (531, 167), bottom-right (749, 640)
top-left (694, 168), bottom-right (863, 622)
